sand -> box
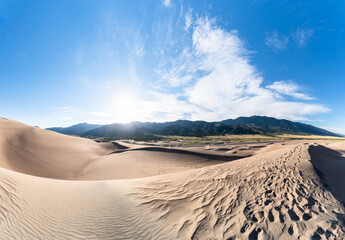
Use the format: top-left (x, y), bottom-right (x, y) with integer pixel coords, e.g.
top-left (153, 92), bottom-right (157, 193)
top-left (0, 118), bottom-right (345, 239)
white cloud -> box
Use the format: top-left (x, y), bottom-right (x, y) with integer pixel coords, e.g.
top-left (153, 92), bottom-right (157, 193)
top-left (293, 28), bottom-right (314, 46)
top-left (185, 9), bottom-right (192, 30)
top-left (49, 106), bottom-right (76, 123)
top-left (266, 28), bottom-right (314, 50)
top-left (155, 17), bottom-right (328, 121)
top-left (266, 81), bottom-right (314, 100)
top-left (265, 31), bottom-right (289, 50)
top-left (49, 106), bottom-right (75, 112)
top-left (87, 16), bottom-right (327, 125)
top-left (89, 111), bottom-right (112, 117)
top-left (138, 92), bottom-right (197, 122)
top-left (157, 47), bottom-right (201, 86)
top-left (134, 42), bottom-right (145, 57)
top-left (162, 0), bottom-right (172, 8)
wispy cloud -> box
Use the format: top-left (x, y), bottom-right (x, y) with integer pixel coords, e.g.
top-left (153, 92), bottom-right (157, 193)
top-left (87, 14), bottom-right (327, 124)
top-left (157, 48), bottom-right (201, 87)
top-left (49, 106), bottom-right (75, 112)
top-left (154, 17), bottom-right (328, 121)
top-left (49, 106), bottom-right (76, 122)
top-left (293, 28), bottom-right (314, 47)
top-left (185, 9), bottom-right (192, 31)
top-left (162, 0), bottom-right (172, 8)
top-left (265, 31), bottom-right (289, 50)
top-left (266, 28), bottom-right (314, 51)
top-left (266, 81), bottom-right (314, 100)
top-left (89, 111), bottom-right (111, 117)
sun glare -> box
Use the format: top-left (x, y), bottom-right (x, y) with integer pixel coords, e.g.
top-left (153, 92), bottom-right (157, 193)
top-left (111, 92), bottom-right (139, 123)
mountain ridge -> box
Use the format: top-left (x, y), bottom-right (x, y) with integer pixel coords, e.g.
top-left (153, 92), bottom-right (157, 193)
top-left (45, 116), bottom-right (340, 139)
top-left (46, 122), bottom-right (102, 136)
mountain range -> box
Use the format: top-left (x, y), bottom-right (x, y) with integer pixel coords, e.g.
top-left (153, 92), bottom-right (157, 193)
top-left (46, 116), bottom-right (340, 140)
top-left (47, 123), bottom-right (102, 136)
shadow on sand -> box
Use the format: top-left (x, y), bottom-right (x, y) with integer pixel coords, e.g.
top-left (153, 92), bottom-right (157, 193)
top-left (308, 145), bottom-right (345, 208)
top-left (109, 146), bottom-right (250, 162)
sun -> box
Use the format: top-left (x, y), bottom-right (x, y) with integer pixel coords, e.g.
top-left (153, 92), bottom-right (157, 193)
top-left (111, 92), bottom-right (139, 123)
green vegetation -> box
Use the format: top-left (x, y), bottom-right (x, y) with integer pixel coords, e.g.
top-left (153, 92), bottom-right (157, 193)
top-left (105, 134), bottom-right (344, 145)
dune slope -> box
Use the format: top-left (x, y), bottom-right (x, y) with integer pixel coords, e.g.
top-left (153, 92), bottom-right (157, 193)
top-left (309, 143), bottom-right (345, 205)
top-left (0, 119), bottom-right (115, 179)
top-left (0, 119), bottom-right (242, 180)
top-left (131, 144), bottom-right (345, 239)
top-left (0, 168), bottom-right (172, 239)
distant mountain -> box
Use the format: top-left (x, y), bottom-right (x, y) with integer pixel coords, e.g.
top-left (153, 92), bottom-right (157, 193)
top-left (46, 116), bottom-right (340, 139)
top-left (81, 120), bottom-right (255, 138)
top-left (46, 123), bottom-right (102, 136)
top-left (223, 116), bottom-right (336, 136)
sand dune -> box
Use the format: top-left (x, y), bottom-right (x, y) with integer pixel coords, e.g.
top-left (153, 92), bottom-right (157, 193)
top-left (0, 119), bottom-right (115, 179)
top-left (0, 168), bottom-right (172, 239)
top-left (0, 118), bottom-right (345, 239)
top-left (131, 143), bottom-right (345, 239)
top-left (0, 119), bottom-right (242, 180)
top-left (78, 148), bottom-right (235, 180)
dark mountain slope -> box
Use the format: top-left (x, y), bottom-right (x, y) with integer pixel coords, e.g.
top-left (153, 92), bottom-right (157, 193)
top-left (47, 116), bottom-right (340, 139)
top-left (223, 116), bottom-right (336, 136)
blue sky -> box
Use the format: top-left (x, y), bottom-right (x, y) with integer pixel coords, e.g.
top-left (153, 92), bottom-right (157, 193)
top-left (0, 0), bottom-right (344, 133)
